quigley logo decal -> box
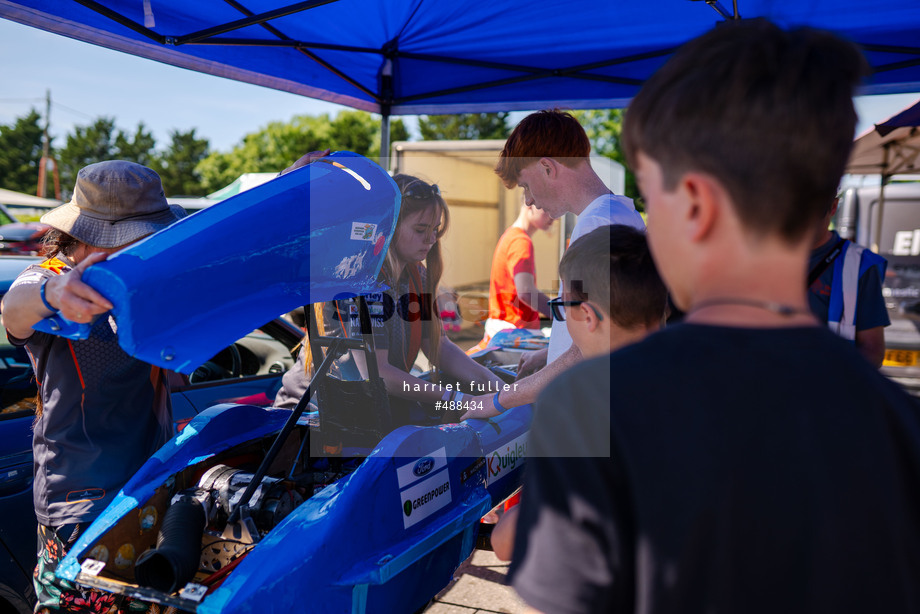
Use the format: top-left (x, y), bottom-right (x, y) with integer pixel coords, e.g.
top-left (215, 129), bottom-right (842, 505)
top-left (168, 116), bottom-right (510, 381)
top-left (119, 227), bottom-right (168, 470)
top-left (413, 457), bottom-right (435, 478)
top-left (486, 433), bottom-right (529, 485)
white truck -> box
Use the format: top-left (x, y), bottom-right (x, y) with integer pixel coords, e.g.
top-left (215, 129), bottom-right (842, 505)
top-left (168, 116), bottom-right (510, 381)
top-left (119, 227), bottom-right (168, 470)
top-left (837, 181), bottom-right (920, 395)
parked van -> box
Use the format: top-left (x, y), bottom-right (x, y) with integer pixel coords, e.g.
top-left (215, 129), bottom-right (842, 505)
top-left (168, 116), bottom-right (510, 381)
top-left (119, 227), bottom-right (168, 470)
top-left (837, 181), bottom-right (920, 395)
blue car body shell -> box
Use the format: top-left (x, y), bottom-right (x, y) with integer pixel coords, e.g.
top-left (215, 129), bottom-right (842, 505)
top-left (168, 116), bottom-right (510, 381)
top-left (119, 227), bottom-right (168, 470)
top-left (35, 152), bottom-right (399, 374)
top-left (40, 152), bottom-right (531, 611)
top-left (58, 403), bottom-right (531, 613)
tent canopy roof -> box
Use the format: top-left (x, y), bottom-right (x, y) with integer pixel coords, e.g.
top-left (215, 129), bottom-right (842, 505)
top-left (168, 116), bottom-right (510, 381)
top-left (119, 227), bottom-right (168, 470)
top-left (848, 98), bottom-right (920, 177)
top-left (3, 0), bottom-right (920, 116)
top-left (0, 187), bottom-right (61, 208)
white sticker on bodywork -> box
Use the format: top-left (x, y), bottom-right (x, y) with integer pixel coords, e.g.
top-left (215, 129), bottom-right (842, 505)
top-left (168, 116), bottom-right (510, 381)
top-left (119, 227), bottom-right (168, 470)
top-left (485, 431), bottom-right (529, 486)
top-left (80, 558), bottom-right (106, 576)
top-left (400, 469), bottom-right (451, 529)
top-left (350, 222), bottom-right (378, 241)
top-left (179, 583), bottom-right (208, 602)
top-left (396, 447), bottom-right (447, 489)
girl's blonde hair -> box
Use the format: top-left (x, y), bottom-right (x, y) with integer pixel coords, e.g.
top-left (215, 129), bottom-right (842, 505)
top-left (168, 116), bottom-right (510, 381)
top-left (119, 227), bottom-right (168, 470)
top-left (386, 174), bottom-right (450, 374)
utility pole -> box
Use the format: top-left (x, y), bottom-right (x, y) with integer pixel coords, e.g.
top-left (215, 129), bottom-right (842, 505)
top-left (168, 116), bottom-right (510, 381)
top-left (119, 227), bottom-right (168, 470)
top-left (37, 89), bottom-right (61, 200)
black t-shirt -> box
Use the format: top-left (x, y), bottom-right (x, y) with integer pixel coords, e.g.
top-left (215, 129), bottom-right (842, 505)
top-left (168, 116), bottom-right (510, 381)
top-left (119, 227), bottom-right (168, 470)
top-left (510, 324), bottom-right (920, 614)
top-left (345, 265), bottom-right (431, 372)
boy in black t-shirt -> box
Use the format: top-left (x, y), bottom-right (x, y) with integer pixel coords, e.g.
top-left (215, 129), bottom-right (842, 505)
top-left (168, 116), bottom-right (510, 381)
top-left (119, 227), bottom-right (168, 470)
top-left (509, 19), bottom-right (920, 614)
top-left (487, 224), bottom-right (667, 559)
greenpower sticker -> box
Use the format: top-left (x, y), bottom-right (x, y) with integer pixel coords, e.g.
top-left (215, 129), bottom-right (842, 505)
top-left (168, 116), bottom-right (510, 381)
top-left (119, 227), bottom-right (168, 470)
top-left (399, 469), bottom-right (451, 529)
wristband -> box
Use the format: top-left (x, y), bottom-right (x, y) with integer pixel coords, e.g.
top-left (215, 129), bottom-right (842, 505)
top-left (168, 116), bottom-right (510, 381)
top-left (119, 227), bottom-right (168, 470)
top-left (493, 392), bottom-right (509, 414)
top-left (39, 277), bottom-right (58, 314)
top-left (442, 389), bottom-right (452, 402)
top-left (452, 391), bottom-right (465, 405)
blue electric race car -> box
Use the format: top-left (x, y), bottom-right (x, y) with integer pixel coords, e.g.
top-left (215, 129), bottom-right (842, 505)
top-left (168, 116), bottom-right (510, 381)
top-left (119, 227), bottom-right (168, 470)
top-left (39, 153), bottom-right (530, 613)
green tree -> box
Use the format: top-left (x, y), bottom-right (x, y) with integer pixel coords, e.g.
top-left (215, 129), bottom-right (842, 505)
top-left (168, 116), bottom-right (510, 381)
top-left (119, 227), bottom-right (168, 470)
top-left (58, 117), bottom-right (157, 195)
top-left (197, 111), bottom-right (405, 192)
top-left (196, 114), bottom-right (329, 192)
top-left (329, 110), bottom-right (376, 156)
top-left (389, 118), bottom-right (409, 145)
top-left (418, 113), bottom-right (510, 141)
top-left (0, 109), bottom-right (44, 194)
top-left (60, 118), bottom-right (117, 188)
top-left (572, 109), bottom-right (638, 202)
top-left (329, 111), bottom-right (408, 158)
top-left (152, 129), bottom-right (210, 196)
top-left (115, 123), bottom-right (156, 166)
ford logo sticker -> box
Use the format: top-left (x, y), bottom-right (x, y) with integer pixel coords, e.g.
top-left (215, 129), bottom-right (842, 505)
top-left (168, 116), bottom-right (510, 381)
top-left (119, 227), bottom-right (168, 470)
top-left (414, 457), bottom-right (435, 477)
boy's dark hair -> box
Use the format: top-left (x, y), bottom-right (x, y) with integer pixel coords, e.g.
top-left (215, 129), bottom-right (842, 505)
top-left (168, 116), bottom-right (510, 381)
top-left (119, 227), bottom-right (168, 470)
top-left (560, 225), bottom-right (667, 328)
top-left (495, 109), bottom-right (590, 189)
top-left (622, 19), bottom-right (867, 243)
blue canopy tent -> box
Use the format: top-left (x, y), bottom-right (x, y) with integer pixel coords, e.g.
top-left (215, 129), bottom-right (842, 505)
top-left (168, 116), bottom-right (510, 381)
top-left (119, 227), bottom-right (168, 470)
top-left (2, 0), bottom-right (920, 157)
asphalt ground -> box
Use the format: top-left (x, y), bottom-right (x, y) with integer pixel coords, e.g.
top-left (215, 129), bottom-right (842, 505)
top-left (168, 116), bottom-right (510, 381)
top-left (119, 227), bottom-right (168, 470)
top-left (425, 550), bottom-right (527, 614)
top-left (421, 329), bottom-right (528, 613)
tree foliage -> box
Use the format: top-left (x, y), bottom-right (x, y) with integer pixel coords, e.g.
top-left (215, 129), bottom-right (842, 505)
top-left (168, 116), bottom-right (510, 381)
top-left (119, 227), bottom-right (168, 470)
top-left (196, 111), bottom-right (405, 192)
top-left (0, 109), bottom-right (44, 194)
top-left (0, 108), bottom-right (407, 199)
top-left (57, 117), bottom-right (157, 195)
top-left (390, 118), bottom-right (410, 144)
top-left (418, 112), bottom-right (510, 141)
top-left (152, 129), bottom-right (210, 196)
top-left (571, 109), bottom-right (638, 202)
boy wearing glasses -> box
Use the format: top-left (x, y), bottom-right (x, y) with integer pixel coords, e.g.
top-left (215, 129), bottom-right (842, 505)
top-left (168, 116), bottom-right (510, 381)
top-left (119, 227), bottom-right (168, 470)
top-left (484, 224), bottom-right (667, 560)
top-left (463, 223), bottom-right (665, 423)
top-left (509, 20), bottom-right (920, 614)
top-left (552, 225), bottom-right (667, 361)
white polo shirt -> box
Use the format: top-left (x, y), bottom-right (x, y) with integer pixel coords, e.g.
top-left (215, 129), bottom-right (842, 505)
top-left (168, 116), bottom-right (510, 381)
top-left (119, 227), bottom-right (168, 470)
top-left (546, 193), bottom-right (646, 364)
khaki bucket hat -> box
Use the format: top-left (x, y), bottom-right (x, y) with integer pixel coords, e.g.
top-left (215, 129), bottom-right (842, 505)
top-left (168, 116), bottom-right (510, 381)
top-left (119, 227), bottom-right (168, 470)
top-left (42, 160), bottom-right (186, 248)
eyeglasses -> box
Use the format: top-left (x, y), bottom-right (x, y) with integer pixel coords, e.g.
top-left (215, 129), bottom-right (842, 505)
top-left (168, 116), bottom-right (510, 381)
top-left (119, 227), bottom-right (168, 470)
top-left (548, 297), bottom-right (605, 322)
top-left (402, 181), bottom-right (441, 200)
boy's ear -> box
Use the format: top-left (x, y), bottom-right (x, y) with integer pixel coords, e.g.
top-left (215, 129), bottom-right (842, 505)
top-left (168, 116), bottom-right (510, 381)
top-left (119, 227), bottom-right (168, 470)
top-left (680, 172), bottom-right (721, 243)
top-left (538, 157), bottom-right (558, 179)
top-left (581, 302), bottom-right (602, 332)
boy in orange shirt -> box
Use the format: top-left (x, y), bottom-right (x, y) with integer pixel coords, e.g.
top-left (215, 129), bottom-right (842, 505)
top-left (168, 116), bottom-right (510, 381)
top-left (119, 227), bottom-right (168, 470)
top-left (483, 195), bottom-right (555, 341)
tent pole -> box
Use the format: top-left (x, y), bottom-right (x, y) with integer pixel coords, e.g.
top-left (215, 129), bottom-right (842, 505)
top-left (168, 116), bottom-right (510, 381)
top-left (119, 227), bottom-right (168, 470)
top-left (873, 174), bottom-right (890, 253)
top-left (380, 113), bottom-right (390, 173)
top-left (378, 54), bottom-right (393, 173)
top-left (872, 144), bottom-right (892, 253)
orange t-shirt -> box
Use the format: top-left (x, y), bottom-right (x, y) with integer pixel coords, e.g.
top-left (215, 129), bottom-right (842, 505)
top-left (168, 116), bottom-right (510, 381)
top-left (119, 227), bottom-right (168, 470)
top-left (488, 226), bottom-right (540, 329)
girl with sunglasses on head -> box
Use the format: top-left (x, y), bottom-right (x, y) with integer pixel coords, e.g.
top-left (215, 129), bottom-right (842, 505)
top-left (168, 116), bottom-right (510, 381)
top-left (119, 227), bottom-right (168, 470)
top-left (344, 174), bottom-right (505, 426)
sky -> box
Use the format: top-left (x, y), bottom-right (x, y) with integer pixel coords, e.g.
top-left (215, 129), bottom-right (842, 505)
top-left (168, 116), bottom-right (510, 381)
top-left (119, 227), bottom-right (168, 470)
top-left (0, 18), bottom-right (353, 152)
top-left (1, 17), bottom-right (919, 156)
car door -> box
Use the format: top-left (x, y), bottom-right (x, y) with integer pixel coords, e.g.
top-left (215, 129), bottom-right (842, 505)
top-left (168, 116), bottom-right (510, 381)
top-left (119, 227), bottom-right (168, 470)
top-left (0, 314), bottom-right (303, 608)
top-left (167, 318), bottom-right (303, 430)
top-left (0, 339), bottom-right (39, 613)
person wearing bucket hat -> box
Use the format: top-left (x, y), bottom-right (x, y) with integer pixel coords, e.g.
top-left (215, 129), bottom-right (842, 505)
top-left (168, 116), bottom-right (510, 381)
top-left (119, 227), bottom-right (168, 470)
top-left (1, 160), bottom-right (184, 613)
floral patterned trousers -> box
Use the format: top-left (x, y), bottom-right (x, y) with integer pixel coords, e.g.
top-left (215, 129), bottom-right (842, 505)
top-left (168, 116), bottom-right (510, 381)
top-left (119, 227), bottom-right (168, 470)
top-left (34, 524), bottom-right (160, 614)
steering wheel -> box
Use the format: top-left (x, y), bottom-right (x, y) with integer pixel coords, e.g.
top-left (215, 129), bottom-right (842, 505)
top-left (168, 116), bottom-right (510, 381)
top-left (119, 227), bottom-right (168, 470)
top-left (189, 344), bottom-right (243, 383)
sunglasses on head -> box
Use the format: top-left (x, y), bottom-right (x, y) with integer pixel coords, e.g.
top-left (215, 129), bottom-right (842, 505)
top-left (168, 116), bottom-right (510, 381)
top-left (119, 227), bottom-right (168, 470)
top-left (402, 181), bottom-right (441, 200)
top-left (548, 297), bottom-right (605, 322)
